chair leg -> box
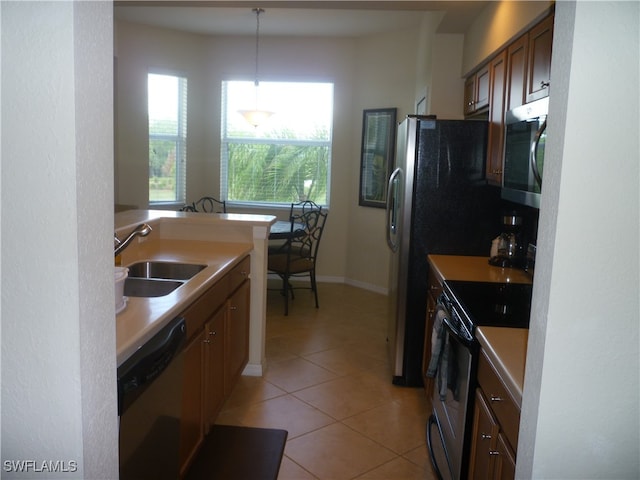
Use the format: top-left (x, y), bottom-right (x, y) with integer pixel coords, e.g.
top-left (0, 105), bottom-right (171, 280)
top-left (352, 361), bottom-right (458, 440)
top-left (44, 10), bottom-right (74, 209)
top-left (282, 274), bottom-right (289, 316)
top-left (311, 270), bottom-right (319, 308)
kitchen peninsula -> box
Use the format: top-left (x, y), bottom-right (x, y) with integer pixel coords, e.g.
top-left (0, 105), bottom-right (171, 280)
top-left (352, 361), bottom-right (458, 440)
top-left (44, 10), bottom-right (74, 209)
top-left (114, 209), bottom-right (275, 371)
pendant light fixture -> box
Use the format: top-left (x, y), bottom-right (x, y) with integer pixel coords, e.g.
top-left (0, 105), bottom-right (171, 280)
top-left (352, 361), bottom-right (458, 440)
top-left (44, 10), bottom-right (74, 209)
top-left (239, 8), bottom-right (274, 127)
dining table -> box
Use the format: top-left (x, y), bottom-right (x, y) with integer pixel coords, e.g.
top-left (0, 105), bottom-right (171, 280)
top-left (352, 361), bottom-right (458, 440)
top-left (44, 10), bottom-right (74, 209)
top-left (268, 220), bottom-right (305, 240)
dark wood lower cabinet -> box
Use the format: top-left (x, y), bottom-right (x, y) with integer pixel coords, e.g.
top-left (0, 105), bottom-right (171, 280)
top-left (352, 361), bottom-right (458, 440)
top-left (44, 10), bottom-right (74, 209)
top-left (178, 257), bottom-right (251, 477)
top-left (469, 352), bottom-right (519, 480)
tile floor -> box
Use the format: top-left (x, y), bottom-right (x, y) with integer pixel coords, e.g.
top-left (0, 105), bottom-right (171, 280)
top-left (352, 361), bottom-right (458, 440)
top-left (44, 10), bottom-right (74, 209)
top-left (216, 282), bottom-right (439, 480)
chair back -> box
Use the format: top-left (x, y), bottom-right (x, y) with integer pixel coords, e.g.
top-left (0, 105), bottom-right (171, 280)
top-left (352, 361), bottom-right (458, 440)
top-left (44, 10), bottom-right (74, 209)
top-left (288, 208), bottom-right (327, 265)
top-left (289, 200), bottom-right (322, 218)
top-left (181, 196), bottom-right (226, 213)
top-left (179, 203), bottom-right (196, 212)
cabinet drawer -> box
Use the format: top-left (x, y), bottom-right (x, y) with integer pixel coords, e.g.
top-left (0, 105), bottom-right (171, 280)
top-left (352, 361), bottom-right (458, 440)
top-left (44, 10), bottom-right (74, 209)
top-left (182, 279), bottom-right (229, 338)
top-left (228, 256), bottom-right (250, 294)
top-left (477, 351), bottom-right (520, 450)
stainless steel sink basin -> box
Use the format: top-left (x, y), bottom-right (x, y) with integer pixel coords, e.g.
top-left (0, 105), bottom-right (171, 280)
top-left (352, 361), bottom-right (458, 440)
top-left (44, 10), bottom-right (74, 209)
top-left (123, 278), bottom-right (184, 297)
top-left (127, 261), bottom-right (207, 281)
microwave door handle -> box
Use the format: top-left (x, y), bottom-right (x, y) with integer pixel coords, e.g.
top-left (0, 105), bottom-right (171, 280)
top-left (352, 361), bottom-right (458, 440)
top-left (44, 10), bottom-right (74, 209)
top-left (386, 167), bottom-right (401, 252)
top-left (530, 119), bottom-right (547, 187)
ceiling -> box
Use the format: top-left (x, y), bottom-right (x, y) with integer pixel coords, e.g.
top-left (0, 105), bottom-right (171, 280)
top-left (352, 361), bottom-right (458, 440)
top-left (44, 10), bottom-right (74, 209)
top-left (114, 1), bottom-right (490, 37)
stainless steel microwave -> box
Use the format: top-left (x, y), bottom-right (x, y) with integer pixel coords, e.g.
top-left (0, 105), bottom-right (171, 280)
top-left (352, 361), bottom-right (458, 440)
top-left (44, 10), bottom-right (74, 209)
top-left (502, 97), bottom-right (548, 209)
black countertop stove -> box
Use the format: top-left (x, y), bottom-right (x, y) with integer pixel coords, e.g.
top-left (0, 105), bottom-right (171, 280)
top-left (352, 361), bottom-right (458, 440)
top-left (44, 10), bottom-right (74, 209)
top-left (442, 280), bottom-right (533, 337)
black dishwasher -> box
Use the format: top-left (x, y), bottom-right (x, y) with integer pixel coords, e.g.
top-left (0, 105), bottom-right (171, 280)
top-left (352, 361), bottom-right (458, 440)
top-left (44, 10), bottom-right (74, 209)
top-left (118, 316), bottom-right (186, 480)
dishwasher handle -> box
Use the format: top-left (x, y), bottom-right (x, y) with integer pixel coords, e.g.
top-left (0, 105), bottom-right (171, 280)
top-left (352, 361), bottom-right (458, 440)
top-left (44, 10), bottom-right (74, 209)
top-left (117, 317), bottom-right (186, 416)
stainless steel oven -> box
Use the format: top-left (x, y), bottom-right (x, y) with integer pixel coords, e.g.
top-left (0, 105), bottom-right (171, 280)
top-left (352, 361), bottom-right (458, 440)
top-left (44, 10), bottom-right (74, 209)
top-left (426, 281), bottom-right (532, 480)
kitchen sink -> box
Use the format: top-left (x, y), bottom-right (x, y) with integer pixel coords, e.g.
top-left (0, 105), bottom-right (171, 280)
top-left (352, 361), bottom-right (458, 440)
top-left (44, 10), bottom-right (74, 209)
top-left (123, 278), bottom-right (184, 297)
top-left (127, 261), bottom-right (207, 281)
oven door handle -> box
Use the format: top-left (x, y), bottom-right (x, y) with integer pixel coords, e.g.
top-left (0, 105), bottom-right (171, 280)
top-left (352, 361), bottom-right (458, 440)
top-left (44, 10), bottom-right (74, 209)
top-left (442, 315), bottom-right (474, 348)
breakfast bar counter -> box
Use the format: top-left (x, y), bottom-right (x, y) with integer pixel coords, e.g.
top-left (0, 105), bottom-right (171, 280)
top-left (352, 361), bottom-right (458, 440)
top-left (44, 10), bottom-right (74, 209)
top-left (114, 210), bottom-right (276, 371)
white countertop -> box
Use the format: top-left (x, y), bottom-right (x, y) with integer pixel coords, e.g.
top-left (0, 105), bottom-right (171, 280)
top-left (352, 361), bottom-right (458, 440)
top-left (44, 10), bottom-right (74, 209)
top-left (476, 326), bottom-right (528, 407)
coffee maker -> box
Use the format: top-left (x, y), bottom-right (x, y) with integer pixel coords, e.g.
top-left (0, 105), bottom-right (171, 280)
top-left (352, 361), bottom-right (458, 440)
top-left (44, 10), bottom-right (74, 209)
top-left (489, 212), bottom-right (526, 268)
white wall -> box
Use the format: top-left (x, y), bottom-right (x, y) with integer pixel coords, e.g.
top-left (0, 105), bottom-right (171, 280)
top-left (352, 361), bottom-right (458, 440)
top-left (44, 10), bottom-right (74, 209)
top-left (1, 2), bottom-right (117, 478)
top-left (518, 2), bottom-right (639, 477)
top-left (462, 0), bottom-right (552, 75)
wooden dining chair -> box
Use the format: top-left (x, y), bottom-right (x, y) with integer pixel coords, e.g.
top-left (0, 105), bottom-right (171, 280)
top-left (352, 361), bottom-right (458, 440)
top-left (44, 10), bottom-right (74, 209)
top-left (267, 208), bottom-right (328, 315)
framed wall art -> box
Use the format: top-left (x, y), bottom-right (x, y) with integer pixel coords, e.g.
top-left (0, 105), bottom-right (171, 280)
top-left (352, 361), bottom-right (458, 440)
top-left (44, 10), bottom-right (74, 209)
top-left (358, 108), bottom-right (397, 208)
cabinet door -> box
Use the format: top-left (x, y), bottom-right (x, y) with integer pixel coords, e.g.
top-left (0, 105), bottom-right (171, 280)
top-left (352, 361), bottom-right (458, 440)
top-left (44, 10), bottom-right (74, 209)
top-left (486, 50), bottom-right (507, 186)
top-left (506, 34), bottom-right (528, 111)
top-left (526, 14), bottom-right (554, 103)
top-left (475, 64), bottom-right (490, 111)
top-left (464, 75), bottom-right (476, 116)
top-left (203, 307), bottom-right (226, 431)
top-left (469, 389), bottom-right (499, 480)
top-left (180, 330), bottom-right (204, 474)
top-left (493, 433), bottom-right (516, 480)
top-left (422, 269), bottom-right (443, 400)
top-left (225, 280), bottom-right (250, 395)
top-left (464, 65), bottom-right (490, 116)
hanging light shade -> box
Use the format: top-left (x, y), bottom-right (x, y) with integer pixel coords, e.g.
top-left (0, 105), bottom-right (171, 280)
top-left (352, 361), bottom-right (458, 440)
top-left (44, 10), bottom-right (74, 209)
top-left (239, 8), bottom-right (273, 127)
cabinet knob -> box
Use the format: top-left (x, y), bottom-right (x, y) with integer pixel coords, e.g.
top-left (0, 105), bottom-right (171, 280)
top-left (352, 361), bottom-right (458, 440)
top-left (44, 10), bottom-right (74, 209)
top-left (230, 305), bottom-right (238, 311)
top-left (489, 451), bottom-right (500, 456)
top-left (540, 80), bottom-right (550, 89)
top-left (209, 331), bottom-right (217, 336)
top-left (490, 395), bottom-right (503, 402)
top-left (481, 433), bottom-right (492, 440)
top-left (203, 339), bottom-right (211, 344)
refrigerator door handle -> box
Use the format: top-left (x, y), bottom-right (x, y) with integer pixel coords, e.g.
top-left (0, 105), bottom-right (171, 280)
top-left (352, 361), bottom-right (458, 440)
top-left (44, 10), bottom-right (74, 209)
top-left (386, 167), bottom-right (402, 252)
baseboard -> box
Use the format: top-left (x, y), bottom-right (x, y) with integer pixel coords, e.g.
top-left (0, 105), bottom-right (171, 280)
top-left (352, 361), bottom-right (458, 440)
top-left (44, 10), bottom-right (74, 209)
top-left (267, 274), bottom-right (388, 296)
top-left (242, 363), bottom-right (263, 377)
top-left (343, 278), bottom-right (388, 295)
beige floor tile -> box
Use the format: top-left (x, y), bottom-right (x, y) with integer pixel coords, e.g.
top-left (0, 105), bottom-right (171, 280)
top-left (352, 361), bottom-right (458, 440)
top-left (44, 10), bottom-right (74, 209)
top-left (277, 456), bottom-right (318, 480)
top-left (354, 456), bottom-right (433, 479)
top-left (264, 356), bottom-right (339, 393)
top-left (285, 423), bottom-right (397, 480)
top-left (342, 396), bottom-right (430, 455)
top-left (220, 283), bottom-right (436, 479)
top-left (303, 345), bottom-right (389, 376)
top-left (220, 375), bottom-right (287, 411)
top-left (216, 394), bottom-right (335, 439)
top-left (402, 445), bottom-right (439, 479)
top-left (293, 370), bottom-right (396, 420)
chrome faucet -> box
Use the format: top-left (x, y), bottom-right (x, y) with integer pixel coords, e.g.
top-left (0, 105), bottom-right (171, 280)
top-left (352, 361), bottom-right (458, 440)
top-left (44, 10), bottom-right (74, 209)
top-left (114, 223), bottom-right (152, 257)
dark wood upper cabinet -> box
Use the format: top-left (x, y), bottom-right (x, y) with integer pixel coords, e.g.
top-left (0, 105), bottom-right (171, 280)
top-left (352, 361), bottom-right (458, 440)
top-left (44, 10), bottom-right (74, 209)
top-left (506, 34), bottom-right (529, 111)
top-left (486, 50), bottom-right (508, 186)
top-left (464, 64), bottom-right (490, 116)
top-left (526, 14), bottom-right (554, 103)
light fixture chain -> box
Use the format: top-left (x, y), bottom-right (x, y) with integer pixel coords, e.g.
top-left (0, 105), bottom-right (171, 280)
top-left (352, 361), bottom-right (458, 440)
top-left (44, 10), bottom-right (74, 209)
top-left (253, 8), bottom-right (264, 87)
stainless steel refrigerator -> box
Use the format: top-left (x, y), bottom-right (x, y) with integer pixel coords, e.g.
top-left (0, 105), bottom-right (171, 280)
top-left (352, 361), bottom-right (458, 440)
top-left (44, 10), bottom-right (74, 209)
top-left (385, 116), bottom-right (502, 386)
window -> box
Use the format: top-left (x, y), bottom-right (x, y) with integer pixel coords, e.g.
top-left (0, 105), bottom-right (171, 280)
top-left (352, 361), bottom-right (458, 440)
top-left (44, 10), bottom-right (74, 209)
top-left (221, 81), bottom-right (333, 206)
top-left (148, 73), bottom-right (187, 204)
